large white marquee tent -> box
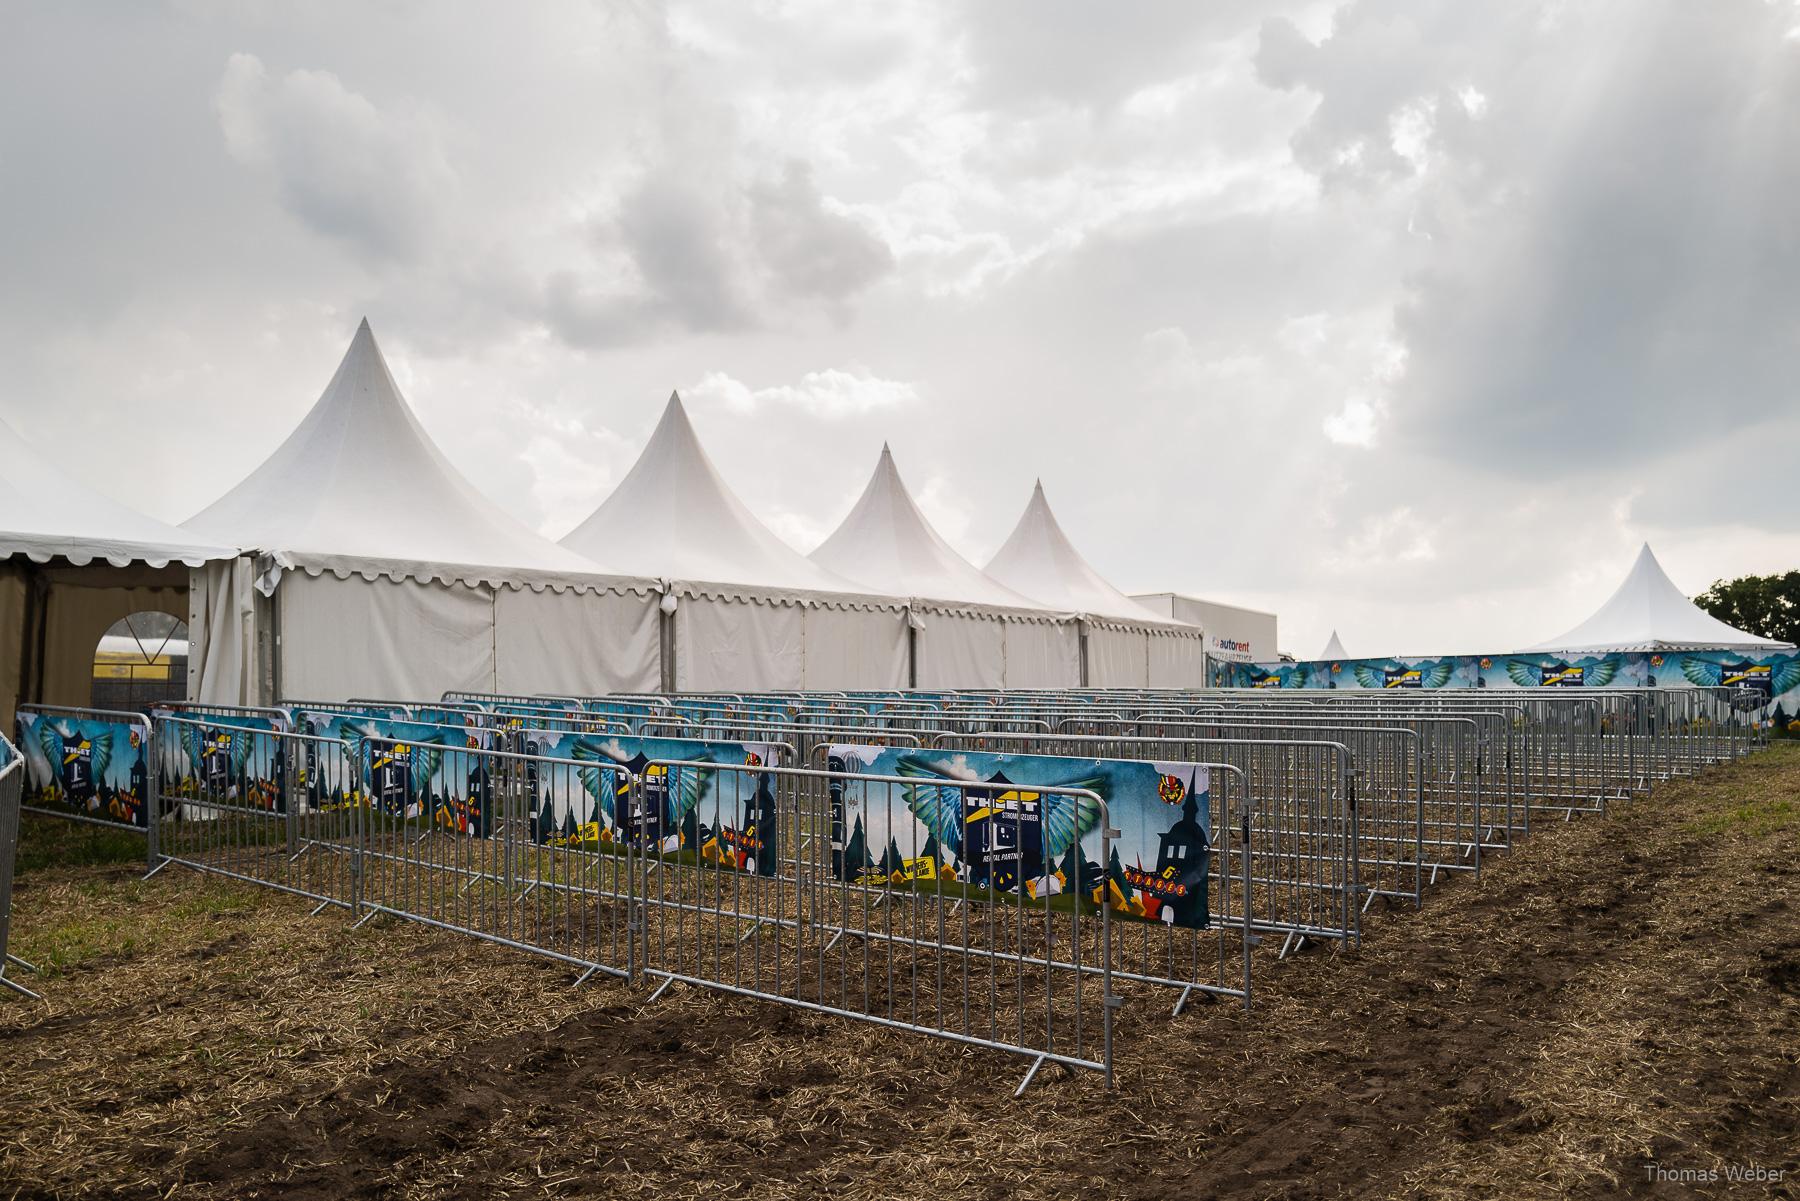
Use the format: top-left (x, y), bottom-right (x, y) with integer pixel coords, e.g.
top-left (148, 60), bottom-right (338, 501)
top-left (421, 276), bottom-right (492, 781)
top-left (182, 321), bottom-right (664, 703)
top-left (811, 445), bottom-right (1085, 688)
top-left (558, 394), bottom-right (910, 691)
top-left (6, 319), bottom-right (1212, 705)
top-left (1524, 543), bottom-right (1793, 655)
top-left (984, 482), bottom-right (1204, 686)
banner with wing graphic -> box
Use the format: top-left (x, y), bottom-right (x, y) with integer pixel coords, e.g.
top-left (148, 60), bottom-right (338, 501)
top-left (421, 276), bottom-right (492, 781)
top-left (826, 744), bottom-right (1214, 929)
top-left (520, 732), bottom-right (779, 875)
top-left (1218, 649), bottom-right (1800, 720)
top-left (14, 710), bottom-right (154, 828)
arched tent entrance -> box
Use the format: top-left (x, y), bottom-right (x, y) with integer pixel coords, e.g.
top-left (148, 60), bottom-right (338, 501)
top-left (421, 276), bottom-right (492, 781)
top-left (1, 414), bottom-right (236, 726)
top-left (3, 561), bottom-right (191, 718)
top-left (91, 610), bottom-right (188, 711)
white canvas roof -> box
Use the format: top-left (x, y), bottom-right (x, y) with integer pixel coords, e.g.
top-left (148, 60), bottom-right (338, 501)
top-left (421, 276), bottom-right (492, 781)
top-left (1319, 630), bottom-right (1349, 660)
top-left (810, 445), bottom-right (1047, 611)
top-left (983, 482), bottom-right (1177, 624)
top-left (0, 414), bottom-right (237, 568)
top-left (1525, 543), bottom-right (1793, 654)
top-left (185, 320), bottom-right (619, 588)
top-left (561, 393), bottom-right (874, 598)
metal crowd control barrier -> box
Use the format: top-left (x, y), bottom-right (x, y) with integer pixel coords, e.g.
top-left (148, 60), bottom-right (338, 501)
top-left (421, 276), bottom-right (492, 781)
top-left (146, 716), bottom-right (363, 915)
top-left (140, 729), bottom-right (1273, 1090)
top-left (937, 730), bottom-right (1360, 950)
top-left (2, 731), bottom-right (40, 1000)
top-left (14, 703), bottom-right (155, 838)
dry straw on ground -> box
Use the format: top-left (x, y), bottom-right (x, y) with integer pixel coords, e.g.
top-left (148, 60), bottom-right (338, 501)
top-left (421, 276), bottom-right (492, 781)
top-left (3, 745), bottom-right (1798, 1200)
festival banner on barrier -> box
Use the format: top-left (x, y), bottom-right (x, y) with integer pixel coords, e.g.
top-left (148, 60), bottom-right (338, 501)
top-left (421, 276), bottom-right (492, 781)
top-left (826, 744), bottom-right (1214, 929)
top-left (14, 710), bottom-right (154, 827)
top-left (293, 711), bottom-right (492, 834)
top-left (153, 709), bottom-right (291, 814)
top-left (521, 732), bottom-right (778, 873)
top-left (1221, 649), bottom-right (1800, 721)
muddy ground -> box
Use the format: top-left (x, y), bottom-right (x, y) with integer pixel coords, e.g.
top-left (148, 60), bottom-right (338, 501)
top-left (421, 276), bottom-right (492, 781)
top-left (3, 744), bottom-right (1797, 1200)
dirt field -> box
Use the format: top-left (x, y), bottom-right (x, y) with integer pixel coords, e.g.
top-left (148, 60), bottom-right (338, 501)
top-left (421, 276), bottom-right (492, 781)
top-left (3, 744), bottom-right (1798, 1201)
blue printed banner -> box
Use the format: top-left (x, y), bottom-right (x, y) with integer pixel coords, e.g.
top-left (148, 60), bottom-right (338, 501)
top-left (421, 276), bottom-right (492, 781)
top-left (293, 710), bottom-right (493, 834)
top-left (521, 732), bottom-right (778, 873)
top-left (827, 744), bottom-right (1214, 929)
top-left (1219, 649), bottom-right (1800, 722)
top-left (15, 709), bottom-right (154, 827)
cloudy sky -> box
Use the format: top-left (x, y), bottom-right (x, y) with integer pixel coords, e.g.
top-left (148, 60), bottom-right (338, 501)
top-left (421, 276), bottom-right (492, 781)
top-left (5, 0), bottom-right (1798, 656)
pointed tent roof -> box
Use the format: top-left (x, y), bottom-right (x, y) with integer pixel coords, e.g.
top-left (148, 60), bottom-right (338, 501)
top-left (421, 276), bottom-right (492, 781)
top-left (809, 445), bottom-right (1046, 610)
top-left (560, 393), bottom-right (871, 596)
top-left (184, 320), bottom-right (614, 586)
top-left (982, 481), bottom-right (1176, 623)
top-left (1319, 630), bottom-right (1349, 660)
top-left (1, 414), bottom-right (236, 567)
top-left (1525, 543), bottom-right (1793, 654)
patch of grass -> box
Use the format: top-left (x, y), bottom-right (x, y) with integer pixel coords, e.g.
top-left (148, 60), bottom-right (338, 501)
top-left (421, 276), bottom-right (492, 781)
top-left (1687, 795), bottom-right (1799, 838)
top-left (168, 884), bottom-right (260, 920)
top-left (13, 814), bottom-right (148, 872)
top-left (15, 912), bottom-right (142, 976)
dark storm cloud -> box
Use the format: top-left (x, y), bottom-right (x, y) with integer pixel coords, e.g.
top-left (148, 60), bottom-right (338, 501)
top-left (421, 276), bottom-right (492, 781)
top-left (1265, 0), bottom-right (1800, 483)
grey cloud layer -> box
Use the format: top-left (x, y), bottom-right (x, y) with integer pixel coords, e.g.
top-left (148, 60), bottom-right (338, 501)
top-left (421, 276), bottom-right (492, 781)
top-left (2, 0), bottom-right (1795, 657)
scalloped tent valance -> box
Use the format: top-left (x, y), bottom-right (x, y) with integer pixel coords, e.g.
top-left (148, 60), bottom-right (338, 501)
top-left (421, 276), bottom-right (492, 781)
top-left (0, 413), bottom-right (237, 568)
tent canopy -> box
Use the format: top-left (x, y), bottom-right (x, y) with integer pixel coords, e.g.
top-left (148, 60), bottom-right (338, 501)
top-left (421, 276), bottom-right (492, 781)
top-left (184, 320), bottom-right (617, 588)
top-left (1525, 543), bottom-right (1793, 654)
top-left (1319, 630), bottom-right (1349, 660)
top-left (0, 414), bottom-right (237, 568)
top-left (561, 393), bottom-right (873, 598)
top-left (983, 482), bottom-right (1174, 623)
top-left (810, 444), bottom-right (1046, 611)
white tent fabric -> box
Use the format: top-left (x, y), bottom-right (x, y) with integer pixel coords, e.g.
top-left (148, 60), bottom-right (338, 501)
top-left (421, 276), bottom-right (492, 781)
top-left (0, 414), bottom-right (237, 568)
top-left (185, 320), bottom-right (618, 589)
top-left (811, 444), bottom-right (1046, 610)
top-left (1525, 543), bottom-right (1793, 654)
top-left (179, 321), bottom-right (661, 706)
top-left (984, 482), bottom-right (1174, 622)
top-left (1319, 630), bottom-right (1349, 660)
top-left (562, 393), bottom-right (871, 597)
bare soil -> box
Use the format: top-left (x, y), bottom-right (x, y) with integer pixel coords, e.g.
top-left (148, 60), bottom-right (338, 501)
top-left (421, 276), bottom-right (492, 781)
top-left (3, 745), bottom-right (1798, 1200)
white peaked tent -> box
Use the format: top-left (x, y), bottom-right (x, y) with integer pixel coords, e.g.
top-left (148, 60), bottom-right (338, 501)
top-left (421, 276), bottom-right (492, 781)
top-left (1319, 630), bottom-right (1350, 661)
top-left (984, 482), bottom-right (1204, 687)
top-left (1, 415), bottom-right (238, 720)
top-left (560, 395), bottom-right (909, 690)
top-left (187, 320), bottom-right (604, 583)
top-left (562, 394), bottom-right (864, 593)
top-left (1525, 543), bottom-right (1794, 655)
top-left (985, 482), bottom-right (1171, 622)
top-left (811, 444), bottom-right (1040, 608)
top-left (182, 320), bottom-right (663, 702)
top-left (809, 445), bottom-right (1084, 688)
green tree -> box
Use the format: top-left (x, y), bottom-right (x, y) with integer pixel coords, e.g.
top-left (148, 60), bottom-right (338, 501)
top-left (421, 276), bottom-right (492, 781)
top-left (1694, 571), bottom-right (1800, 646)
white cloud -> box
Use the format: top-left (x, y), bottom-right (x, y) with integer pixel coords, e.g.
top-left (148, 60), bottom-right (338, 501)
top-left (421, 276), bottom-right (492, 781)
top-left (4, 0), bottom-right (1795, 660)
top-left (213, 53), bottom-right (453, 262)
top-left (685, 369), bottom-right (919, 419)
